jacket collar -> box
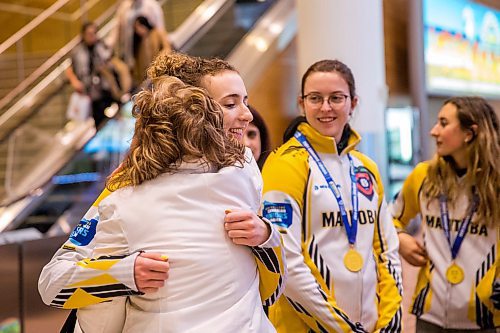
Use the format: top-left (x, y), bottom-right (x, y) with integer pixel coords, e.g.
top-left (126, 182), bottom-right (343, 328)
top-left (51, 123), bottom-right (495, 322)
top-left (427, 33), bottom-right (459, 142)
top-left (296, 122), bottom-right (361, 155)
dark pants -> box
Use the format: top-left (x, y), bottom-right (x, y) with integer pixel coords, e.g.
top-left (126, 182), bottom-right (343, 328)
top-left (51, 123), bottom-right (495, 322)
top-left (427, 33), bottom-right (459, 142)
top-left (92, 90), bottom-right (114, 129)
top-left (416, 319), bottom-right (497, 333)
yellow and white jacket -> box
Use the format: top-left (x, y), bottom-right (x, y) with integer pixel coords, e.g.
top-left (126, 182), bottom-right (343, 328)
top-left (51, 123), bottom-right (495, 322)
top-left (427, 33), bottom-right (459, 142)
top-left (391, 162), bottom-right (499, 330)
top-left (38, 149), bottom-right (286, 332)
top-left (262, 122), bottom-right (402, 333)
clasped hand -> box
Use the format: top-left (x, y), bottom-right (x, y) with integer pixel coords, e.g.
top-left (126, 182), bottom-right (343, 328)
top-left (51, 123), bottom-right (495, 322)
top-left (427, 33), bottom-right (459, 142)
top-left (133, 209), bottom-right (270, 293)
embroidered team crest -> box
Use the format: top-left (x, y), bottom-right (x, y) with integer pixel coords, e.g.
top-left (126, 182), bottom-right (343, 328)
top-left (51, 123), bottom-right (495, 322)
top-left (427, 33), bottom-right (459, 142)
top-left (263, 201), bottom-right (293, 228)
top-left (355, 167), bottom-right (374, 201)
top-left (69, 218), bottom-right (98, 246)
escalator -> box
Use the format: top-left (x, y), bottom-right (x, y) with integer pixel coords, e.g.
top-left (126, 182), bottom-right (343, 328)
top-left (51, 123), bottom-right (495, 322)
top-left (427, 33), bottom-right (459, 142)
top-left (0, 0), bottom-right (208, 231)
top-left (0, 0), bottom-right (296, 331)
top-left (0, 0), bottom-right (281, 235)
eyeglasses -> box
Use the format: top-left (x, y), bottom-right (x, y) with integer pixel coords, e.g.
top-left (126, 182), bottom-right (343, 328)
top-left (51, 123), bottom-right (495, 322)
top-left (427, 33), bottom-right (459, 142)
top-left (302, 93), bottom-right (350, 108)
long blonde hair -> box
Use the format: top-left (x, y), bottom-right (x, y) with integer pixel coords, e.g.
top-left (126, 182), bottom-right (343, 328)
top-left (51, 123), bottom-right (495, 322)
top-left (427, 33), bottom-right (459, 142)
top-left (106, 76), bottom-right (245, 190)
top-left (423, 96), bottom-right (500, 223)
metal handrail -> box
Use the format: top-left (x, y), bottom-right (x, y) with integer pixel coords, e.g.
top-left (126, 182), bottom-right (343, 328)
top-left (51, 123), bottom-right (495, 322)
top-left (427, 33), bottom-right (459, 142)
top-left (0, 0), bottom-right (106, 55)
top-left (227, 0), bottom-right (296, 89)
top-left (0, 0), bottom-right (292, 231)
top-left (170, 0), bottom-right (235, 51)
top-left (0, 0), bottom-right (232, 132)
top-left (0, 0), bottom-right (70, 55)
top-left (0, 2), bottom-right (119, 118)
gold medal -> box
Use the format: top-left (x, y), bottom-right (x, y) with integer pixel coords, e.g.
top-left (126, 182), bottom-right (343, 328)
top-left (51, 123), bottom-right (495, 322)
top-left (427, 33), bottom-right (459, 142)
top-left (344, 248), bottom-right (363, 272)
top-left (446, 263), bottom-right (464, 284)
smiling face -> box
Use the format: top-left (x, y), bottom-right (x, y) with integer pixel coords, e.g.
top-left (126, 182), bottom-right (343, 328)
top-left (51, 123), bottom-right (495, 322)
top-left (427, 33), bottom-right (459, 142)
top-left (300, 71), bottom-right (357, 142)
top-left (430, 102), bottom-right (473, 165)
top-left (201, 70), bottom-right (252, 142)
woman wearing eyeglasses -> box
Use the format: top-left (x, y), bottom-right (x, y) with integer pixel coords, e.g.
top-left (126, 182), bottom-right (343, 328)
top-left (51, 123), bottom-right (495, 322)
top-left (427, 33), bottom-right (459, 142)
top-left (261, 59), bottom-right (402, 332)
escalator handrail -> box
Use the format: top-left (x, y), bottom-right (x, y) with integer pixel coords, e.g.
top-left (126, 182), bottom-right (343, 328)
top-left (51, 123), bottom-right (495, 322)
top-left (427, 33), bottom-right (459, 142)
top-left (227, 0), bottom-right (296, 89)
top-left (0, 0), bottom-right (236, 207)
top-left (0, 0), bottom-right (71, 55)
top-left (0, 0), bottom-right (233, 135)
top-left (0, 1), bottom-right (121, 115)
top-left (0, 0), bottom-right (296, 232)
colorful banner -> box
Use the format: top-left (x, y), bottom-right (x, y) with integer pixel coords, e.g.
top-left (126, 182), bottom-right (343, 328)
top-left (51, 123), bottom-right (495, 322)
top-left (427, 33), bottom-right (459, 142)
top-left (423, 0), bottom-right (500, 97)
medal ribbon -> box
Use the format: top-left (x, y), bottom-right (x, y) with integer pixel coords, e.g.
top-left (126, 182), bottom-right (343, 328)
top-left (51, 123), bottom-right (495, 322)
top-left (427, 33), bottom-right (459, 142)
top-left (439, 193), bottom-right (479, 260)
top-left (294, 131), bottom-right (359, 245)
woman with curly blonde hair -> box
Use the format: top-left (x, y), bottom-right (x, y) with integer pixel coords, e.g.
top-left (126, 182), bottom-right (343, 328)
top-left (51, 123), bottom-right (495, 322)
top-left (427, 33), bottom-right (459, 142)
top-left (391, 96), bottom-right (499, 331)
top-left (40, 52), bottom-right (285, 333)
top-left (75, 76), bottom-right (275, 332)
top-left (107, 76), bottom-right (245, 190)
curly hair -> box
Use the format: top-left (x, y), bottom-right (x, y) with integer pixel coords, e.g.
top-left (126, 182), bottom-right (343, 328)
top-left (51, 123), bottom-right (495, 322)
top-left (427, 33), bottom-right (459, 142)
top-left (146, 51), bottom-right (205, 86)
top-left (107, 76), bottom-right (245, 190)
top-left (199, 57), bottom-right (237, 77)
top-left (147, 51), bottom-right (239, 89)
top-left (423, 96), bottom-right (500, 224)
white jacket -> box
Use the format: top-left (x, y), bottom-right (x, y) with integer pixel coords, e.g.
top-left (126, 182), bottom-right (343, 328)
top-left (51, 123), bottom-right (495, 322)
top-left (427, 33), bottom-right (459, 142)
top-left (40, 149), bottom-right (282, 332)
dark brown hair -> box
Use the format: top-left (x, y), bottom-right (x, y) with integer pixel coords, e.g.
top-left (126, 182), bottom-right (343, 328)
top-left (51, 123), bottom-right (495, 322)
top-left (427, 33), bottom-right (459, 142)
top-left (300, 59), bottom-right (356, 98)
top-left (248, 105), bottom-right (270, 169)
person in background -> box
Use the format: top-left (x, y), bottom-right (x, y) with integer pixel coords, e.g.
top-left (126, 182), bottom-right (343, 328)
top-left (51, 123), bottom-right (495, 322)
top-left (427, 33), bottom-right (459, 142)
top-left (39, 52), bottom-right (286, 331)
top-left (66, 22), bottom-right (115, 128)
top-left (391, 96), bottom-right (499, 332)
top-left (108, 0), bottom-right (167, 70)
top-left (261, 59), bottom-right (402, 332)
top-left (132, 15), bottom-right (171, 90)
top-left (243, 105), bottom-right (270, 170)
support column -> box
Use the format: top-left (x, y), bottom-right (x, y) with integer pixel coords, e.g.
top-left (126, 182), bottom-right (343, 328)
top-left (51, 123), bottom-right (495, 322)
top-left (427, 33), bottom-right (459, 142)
top-left (296, 0), bottom-right (388, 188)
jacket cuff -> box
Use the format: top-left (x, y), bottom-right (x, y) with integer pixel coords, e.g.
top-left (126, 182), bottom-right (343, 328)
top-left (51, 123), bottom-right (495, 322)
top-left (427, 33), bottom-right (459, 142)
top-left (255, 216), bottom-right (281, 248)
top-left (111, 252), bottom-right (141, 293)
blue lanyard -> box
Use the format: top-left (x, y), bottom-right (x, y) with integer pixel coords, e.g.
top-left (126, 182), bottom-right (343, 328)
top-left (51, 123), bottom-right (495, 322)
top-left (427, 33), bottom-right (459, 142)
top-left (294, 131), bottom-right (359, 245)
top-left (438, 194), bottom-right (479, 260)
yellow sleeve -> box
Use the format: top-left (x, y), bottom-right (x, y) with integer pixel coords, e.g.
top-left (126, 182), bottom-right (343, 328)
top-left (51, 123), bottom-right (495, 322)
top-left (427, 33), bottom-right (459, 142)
top-left (390, 162), bottom-right (428, 230)
top-left (253, 228), bottom-right (287, 306)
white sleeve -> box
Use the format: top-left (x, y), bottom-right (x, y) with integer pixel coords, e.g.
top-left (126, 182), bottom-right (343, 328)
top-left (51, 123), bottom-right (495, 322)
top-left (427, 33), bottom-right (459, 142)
top-left (38, 203), bottom-right (140, 309)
